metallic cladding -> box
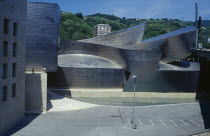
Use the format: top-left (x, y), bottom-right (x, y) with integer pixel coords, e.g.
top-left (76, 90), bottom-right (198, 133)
top-left (26, 2), bottom-right (60, 72)
top-left (48, 23), bottom-right (200, 92)
top-left (58, 54), bottom-right (122, 69)
top-left (48, 67), bottom-right (125, 88)
top-left (80, 23), bottom-right (146, 49)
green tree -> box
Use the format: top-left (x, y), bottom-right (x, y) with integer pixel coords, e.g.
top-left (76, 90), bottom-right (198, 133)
top-left (60, 12), bottom-right (199, 42)
top-left (75, 13), bottom-right (83, 19)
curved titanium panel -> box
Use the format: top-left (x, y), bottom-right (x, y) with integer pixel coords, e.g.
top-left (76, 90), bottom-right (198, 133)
top-left (48, 67), bottom-right (125, 89)
top-left (80, 23), bottom-right (146, 49)
top-left (49, 24), bottom-right (199, 91)
top-left (26, 2), bottom-right (60, 72)
top-left (59, 40), bottom-right (161, 74)
top-left (58, 54), bottom-right (122, 69)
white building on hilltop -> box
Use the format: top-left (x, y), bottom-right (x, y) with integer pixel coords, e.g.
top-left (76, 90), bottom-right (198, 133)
top-left (93, 24), bottom-right (111, 37)
top-left (208, 37), bottom-right (210, 43)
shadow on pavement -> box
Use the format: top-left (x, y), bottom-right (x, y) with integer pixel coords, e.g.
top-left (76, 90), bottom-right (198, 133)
top-left (199, 102), bottom-right (210, 129)
top-left (47, 90), bottom-right (68, 111)
top-left (3, 113), bottom-right (40, 136)
top-left (4, 91), bottom-right (66, 136)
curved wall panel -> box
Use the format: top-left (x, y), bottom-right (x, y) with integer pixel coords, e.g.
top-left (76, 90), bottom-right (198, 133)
top-left (26, 2), bottom-right (60, 72)
top-left (48, 24), bottom-right (199, 92)
top-left (48, 67), bottom-right (125, 89)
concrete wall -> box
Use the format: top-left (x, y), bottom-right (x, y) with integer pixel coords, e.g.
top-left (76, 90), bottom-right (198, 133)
top-left (26, 2), bottom-right (60, 72)
top-left (25, 72), bottom-right (47, 113)
top-left (0, 0), bottom-right (26, 135)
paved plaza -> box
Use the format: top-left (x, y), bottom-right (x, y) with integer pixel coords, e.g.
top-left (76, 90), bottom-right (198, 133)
top-left (5, 91), bottom-right (210, 136)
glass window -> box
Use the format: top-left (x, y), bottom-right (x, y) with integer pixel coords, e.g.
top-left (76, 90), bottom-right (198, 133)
top-left (4, 18), bottom-right (9, 35)
top-left (2, 86), bottom-right (7, 102)
top-left (3, 41), bottom-right (8, 57)
top-left (2, 63), bottom-right (7, 79)
top-left (13, 22), bottom-right (17, 37)
top-left (13, 43), bottom-right (17, 57)
top-left (12, 84), bottom-right (16, 98)
top-left (12, 63), bottom-right (16, 77)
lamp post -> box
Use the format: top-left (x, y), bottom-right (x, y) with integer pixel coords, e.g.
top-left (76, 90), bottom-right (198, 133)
top-left (131, 75), bottom-right (137, 129)
top-left (195, 3), bottom-right (198, 49)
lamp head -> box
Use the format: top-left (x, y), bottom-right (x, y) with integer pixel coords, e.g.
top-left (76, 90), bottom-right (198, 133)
top-left (132, 75), bottom-right (136, 78)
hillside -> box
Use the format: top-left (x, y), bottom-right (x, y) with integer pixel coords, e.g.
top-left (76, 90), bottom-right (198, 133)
top-left (60, 12), bottom-right (210, 48)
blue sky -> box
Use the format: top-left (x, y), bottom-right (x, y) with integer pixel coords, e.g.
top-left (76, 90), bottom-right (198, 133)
top-left (28, 0), bottom-right (210, 21)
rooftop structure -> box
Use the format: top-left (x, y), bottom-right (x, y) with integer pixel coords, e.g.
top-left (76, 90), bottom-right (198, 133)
top-left (93, 24), bottom-right (111, 37)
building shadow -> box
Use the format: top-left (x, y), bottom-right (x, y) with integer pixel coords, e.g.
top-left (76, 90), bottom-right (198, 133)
top-left (4, 90), bottom-right (67, 135)
top-left (49, 89), bottom-right (72, 98)
top-left (3, 113), bottom-right (41, 136)
top-left (4, 73), bottom-right (46, 135)
top-left (198, 102), bottom-right (210, 129)
top-left (47, 92), bottom-right (53, 111)
top-left (48, 68), bottom-right (70, 89)
top-left (196, 56), bottom-right (210, 130)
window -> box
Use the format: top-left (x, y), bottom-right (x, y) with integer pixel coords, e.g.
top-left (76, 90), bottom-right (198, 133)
top-left (13, 43), bottom-right (17, 57)
top-left (13, 22), bottom-right (17, 37)
top-left (2, 63), bottom-right (7, 79)
top-left (4, 18), bottom-right (9, 35)
top-left (12, 84), bottom-right (16, 98)
top-left (2, 86), bottom-right (7, 102)
top-left (12, 63), bottom-right (16, 77)
top-left (3, 41), bottom-right (8, 57)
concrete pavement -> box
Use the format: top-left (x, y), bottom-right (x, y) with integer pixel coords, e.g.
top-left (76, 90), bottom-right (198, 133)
top-left (5, 91), bottom-right (210, 136)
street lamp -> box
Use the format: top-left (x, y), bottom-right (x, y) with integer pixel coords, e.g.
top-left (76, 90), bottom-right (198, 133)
top-left (131, 75), bottom-right (137, 129)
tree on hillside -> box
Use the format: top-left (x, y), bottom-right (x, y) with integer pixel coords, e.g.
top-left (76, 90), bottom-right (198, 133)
top-left (59, 12), bottom-right (209, 46)
top-left (75, 13), bottom-right (83, 19)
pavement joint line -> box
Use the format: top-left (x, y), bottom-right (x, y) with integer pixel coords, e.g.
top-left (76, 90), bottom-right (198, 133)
top-left (190, 120), bottom-right (200, 127)
top-left (127, 118), bottom-right (131, 124)
top-left (118, 108), bottom-right (125, 124)
top-left (148, 120), bottom-right (154, 125)
top-left (138, 119), bottom-right (143, 125)
top-left (96, 127), bottom-right (101, 136)
top-left (169, 120), bottom-right (177, 126)
top-left (159, 120), bottom-right (166, 126)
top-left (117, 102), bottom-right (200, 109)
top-left (180, 120), bottom-right (189, 126)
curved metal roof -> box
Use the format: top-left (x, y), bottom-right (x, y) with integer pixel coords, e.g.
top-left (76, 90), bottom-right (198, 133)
top-left (58, 23), bottom-right (198, 90)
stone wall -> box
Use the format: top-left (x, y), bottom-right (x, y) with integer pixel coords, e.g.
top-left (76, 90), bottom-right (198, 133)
top-left (25, 72), bottom-right (47, 113)
top-left (0, 0), bottom-right (27, 135)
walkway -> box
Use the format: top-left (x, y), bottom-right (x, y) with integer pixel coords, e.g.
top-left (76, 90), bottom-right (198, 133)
top-left (5, 91), bottom-right (210, 136)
